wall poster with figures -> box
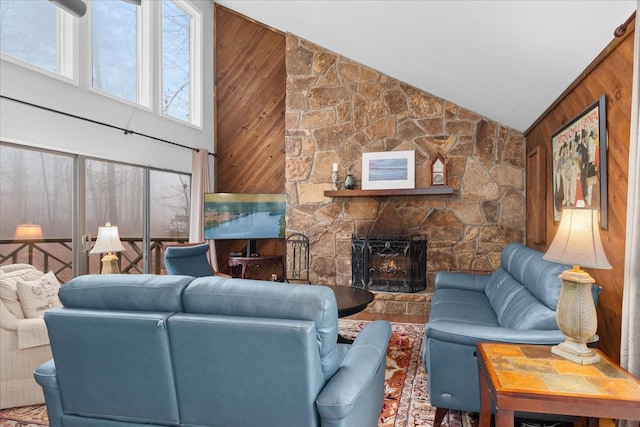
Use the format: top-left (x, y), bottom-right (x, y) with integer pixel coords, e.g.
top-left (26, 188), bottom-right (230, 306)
top-left (551, 95), bottom-right (608, 229)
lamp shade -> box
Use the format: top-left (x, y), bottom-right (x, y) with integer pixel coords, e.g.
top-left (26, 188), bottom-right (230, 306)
top-left (90, 222), bottom-right (125, 254)
top-left (543, 207), bottom-right (611, 269)
top-left (14, 224), bottom-right (43, 240)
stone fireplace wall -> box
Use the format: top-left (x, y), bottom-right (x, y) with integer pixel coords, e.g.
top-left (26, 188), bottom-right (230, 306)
top-left (284, 34), bottom-right (525, 290)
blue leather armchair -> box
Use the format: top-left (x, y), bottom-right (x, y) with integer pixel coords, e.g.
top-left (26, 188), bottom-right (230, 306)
top-left (164, 242), bottom-right (214, 277)
top-left (422, 243), bottom-right (601, 425)
top-left (35, 274), bottom-right (391, 427)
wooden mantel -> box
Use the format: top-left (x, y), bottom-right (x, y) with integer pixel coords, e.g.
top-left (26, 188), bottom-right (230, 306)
top-left (324, 186), bottom-right (454, 197)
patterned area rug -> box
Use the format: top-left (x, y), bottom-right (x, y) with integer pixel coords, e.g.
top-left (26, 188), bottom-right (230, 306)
top-left (0, 320), bottom-right (471, 427)
top-left (339, 319), bottom-right (471, 427)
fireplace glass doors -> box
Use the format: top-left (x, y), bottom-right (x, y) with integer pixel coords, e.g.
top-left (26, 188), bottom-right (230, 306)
top-left (351, 235), bottom-right (427, 292)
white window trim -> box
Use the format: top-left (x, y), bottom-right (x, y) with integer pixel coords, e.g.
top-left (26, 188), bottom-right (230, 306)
top-left (58, 8), bottom-right (77, 81)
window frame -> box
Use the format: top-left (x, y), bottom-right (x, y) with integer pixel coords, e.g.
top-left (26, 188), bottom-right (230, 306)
top-left (0, 3), bottom-right (78, 84)
top-left (160, 0), bottom-right (203, 128)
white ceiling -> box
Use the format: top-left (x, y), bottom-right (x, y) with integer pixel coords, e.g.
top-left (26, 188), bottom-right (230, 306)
top-left (215, 0), bottom-right (636, 132)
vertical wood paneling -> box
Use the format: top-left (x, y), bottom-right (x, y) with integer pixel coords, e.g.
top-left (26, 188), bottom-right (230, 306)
top-left (525, 22), bottom-right (634, 362)
top-left (214, 5), bottom-right (286, 276)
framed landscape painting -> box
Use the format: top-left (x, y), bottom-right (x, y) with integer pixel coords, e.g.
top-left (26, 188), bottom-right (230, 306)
top-left (361, 150), bottom-right (415, 190)
top-left (551, 95), bottom-right (607, 229)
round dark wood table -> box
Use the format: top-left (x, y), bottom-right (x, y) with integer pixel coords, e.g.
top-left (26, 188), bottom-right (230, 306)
top-left (323, 285), bottom-right (374, 317)
top-left (322, 285), bottom-right (374, 343)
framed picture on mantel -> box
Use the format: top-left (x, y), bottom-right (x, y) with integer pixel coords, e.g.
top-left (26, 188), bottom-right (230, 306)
top-left (361, 150), bottom-right (415, 190)
top-left (551, 95), bottom-right (608, 229)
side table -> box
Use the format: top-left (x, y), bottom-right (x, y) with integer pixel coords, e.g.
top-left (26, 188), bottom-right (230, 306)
top-left (477, 343), bottom-right (640, 427)
top-left (227, 255), bottom-right (283, 280)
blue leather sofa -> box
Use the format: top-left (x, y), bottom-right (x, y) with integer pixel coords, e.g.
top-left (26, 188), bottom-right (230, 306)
top-left (422, 243), bottom-right (601, 425)
top-left (34, 275), bottom-right (391, 427)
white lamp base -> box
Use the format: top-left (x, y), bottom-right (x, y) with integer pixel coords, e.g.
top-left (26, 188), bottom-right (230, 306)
top-left (552, 341), bottom-right (601, 365)
top-left (100, 253), bottom-right (120, 274)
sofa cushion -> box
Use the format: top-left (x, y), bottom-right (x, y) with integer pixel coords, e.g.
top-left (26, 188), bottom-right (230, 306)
top-left (184, 277), bottom-right (340, 381)
top-left (59, 274), bottom-right (193, 312)
top-left (16, 271), bottom-right (62, 318)
top-left (0, 264), bottom-right (38, 274)
top-left (499, 243), bottom-right (568, 309)
top-left (429, 288), bottom-right (498, 327)
top-left (0, 267), bottom-right (45, 319)
top-left (45, 309), bottom-right (180, 425)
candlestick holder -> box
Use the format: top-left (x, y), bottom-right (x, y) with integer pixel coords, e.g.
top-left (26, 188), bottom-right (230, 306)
top-left (332, 171), bottom-right (339, 190)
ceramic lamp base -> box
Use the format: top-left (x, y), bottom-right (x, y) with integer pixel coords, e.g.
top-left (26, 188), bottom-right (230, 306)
top-left (552, 341), bottom-right (601, 365)
top-left (100, 253), bottom-right (120, 274)
top-left (554, 268), bottom-right (600, 365)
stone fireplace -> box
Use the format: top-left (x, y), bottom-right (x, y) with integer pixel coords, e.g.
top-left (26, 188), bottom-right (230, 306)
top-left (352, 235), bottom-right (427, 293)
top-left (284, 33), bottom-right (526, 293)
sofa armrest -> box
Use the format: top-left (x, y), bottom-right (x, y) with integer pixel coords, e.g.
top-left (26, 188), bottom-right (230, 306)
top-left (34, 360), bottom-right (63, 427)
top-left (316, 320), bottom-right (391, 426)
top-left (434, 271), bottom-right (492, 292)
top-left (425, 320), bottom-right (564, 346)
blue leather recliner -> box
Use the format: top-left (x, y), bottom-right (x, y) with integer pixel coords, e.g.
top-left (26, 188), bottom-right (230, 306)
top-left (34, 275), bottom-right (391, 427)
top-left (422, 243), bottom-right (601, 425)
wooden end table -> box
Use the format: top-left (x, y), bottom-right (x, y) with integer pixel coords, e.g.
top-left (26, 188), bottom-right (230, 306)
top-left (477, 343), bottom-right (640, 427)
top-left (227, 255), bottom-right (283, 280)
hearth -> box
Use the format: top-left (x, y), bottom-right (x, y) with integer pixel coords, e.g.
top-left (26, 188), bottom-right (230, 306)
top-left (351, 235), bottom-right (427, 293)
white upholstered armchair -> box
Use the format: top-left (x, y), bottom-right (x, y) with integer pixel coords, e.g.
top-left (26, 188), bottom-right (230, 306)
top-left (0, 264), bottom-right (55, 409)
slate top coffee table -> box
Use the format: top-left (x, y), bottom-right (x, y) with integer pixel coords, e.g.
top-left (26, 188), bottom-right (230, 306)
top-left (323, 285), bottom-right (374, 318)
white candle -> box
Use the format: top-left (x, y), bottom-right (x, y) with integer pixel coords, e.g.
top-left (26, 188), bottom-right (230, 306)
top-left (333, 163), bottom-right (338, 172)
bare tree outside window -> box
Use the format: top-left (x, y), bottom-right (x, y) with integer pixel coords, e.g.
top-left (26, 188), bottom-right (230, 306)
top-left (85, 160), bottom-right (143, 238)
top-left (93, 0), bottom-right (137, 102)
top-left (0, 0), bottom-right (57, 73)
top-left (150, 170), bottom-right (191, 238)
top-left (162, 0), bottom-right (191, 122)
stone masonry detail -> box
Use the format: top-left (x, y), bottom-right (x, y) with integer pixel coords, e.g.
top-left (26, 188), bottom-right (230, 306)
top-left (285, 34), bottom-right (525, 290)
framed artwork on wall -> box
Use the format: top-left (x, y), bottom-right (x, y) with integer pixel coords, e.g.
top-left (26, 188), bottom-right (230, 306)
top-left (361, 150), bottom-right (415, 190)
top-left (551, 94), bottom-right (608, 229)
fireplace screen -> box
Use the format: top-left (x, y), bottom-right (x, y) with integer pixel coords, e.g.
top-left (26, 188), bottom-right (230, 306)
top-left (351, 235), bottom-right (427, 292)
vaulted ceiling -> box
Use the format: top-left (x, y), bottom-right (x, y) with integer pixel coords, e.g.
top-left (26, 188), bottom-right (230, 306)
top-left (215, 1), bottom-right (636, 132)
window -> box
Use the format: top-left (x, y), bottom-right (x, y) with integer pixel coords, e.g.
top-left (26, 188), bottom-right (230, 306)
top-left (0, 144), bottom-right (74, 281)
top-left (150, 170), bottom-right (191, 239)
top-left (2, 0), bottom-right (203, 125)
top-left (162, 0), bottom-right (190, 122)
top-left (0, 143), bottom-right (191, 278)
top-left (92, 0), bottom-right (138, 103)
top-left (0, 0), bottom-right (73, 77)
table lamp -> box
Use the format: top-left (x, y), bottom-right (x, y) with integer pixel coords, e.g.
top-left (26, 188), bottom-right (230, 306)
top-left (543, 203), bottom-right (611, 365)
top-left (14, 224), bottom-right (43, 241)
top-left (90, 222), bottom-right (126, 274)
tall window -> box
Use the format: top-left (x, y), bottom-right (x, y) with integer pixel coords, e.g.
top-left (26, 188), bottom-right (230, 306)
top-left (0, 143), bottom-right (191, 278)
top-left (162, 0), bottom-right (192, 123)
top-left (0, 144), bottom-right (74, 281)
top-left (92, 0), bottom-right (138, 103)
top-left (150, 170), bottom-right (191, 238)
top-left (0, 0), bottom-right (64, 75)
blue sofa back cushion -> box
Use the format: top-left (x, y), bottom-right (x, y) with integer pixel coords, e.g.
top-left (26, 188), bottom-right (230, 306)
top-left (59, 274), bottom-right (193, 312)
top-left (45, 309), bottom-right (180, 425)
top-left (484, 244), bottom-right (569, 330)
top-left (183, 277), bottom-right (341, 380)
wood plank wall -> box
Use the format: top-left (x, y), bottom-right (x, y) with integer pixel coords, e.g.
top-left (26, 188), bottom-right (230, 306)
top-left (214, 5), bottom-right (286, 277)
top-left (525, 19), bottom-right (634, 362)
